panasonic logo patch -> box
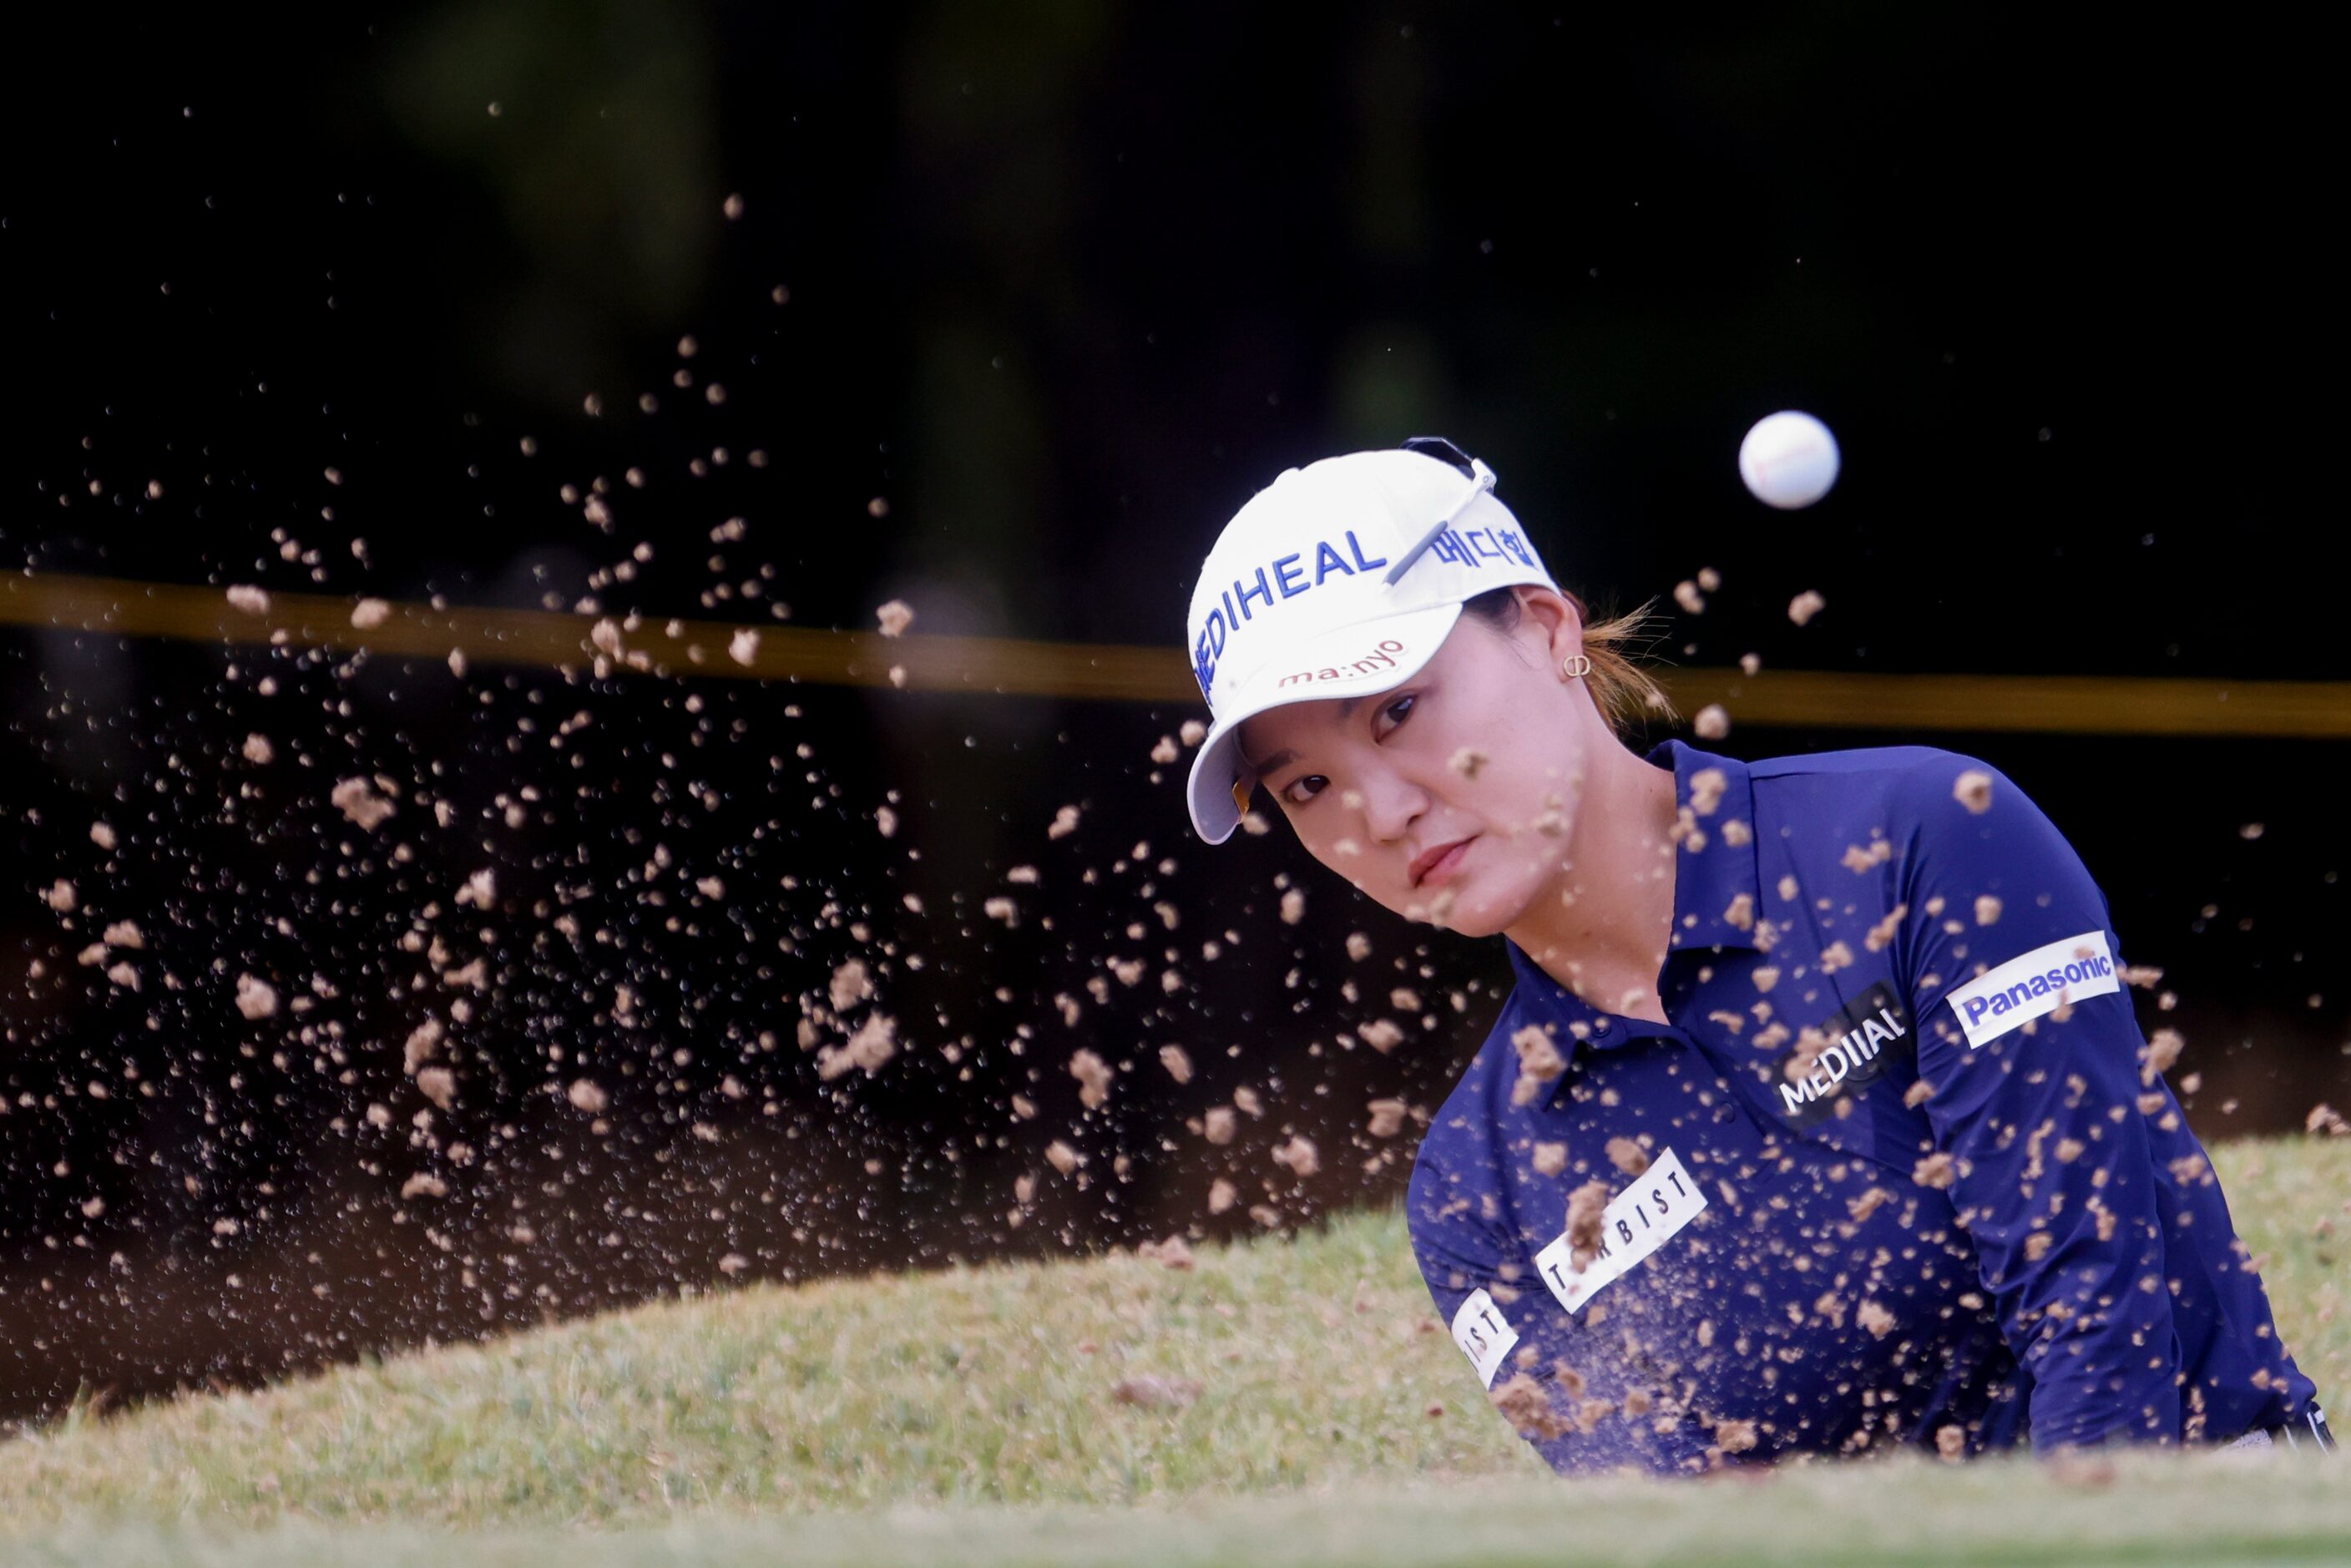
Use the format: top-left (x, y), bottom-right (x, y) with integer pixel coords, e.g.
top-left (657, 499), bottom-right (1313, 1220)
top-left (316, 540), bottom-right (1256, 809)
top-left (1945, 930), bottom-right (2121, 1050)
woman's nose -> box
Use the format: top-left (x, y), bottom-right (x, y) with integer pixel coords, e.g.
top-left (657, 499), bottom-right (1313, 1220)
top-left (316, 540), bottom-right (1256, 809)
top-left (1357, 770), bottom-right (1427, 842)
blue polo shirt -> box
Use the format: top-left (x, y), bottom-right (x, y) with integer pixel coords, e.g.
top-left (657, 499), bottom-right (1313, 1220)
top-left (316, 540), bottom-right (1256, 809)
top-left (1408, 739), bottom-right (2318, 1473)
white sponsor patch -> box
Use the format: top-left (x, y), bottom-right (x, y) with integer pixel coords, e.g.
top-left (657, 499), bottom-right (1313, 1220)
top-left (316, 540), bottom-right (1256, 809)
top-left (1534, 1148), bottom-right (1706, 1314)
top-left (1449, 1287), bottom-right (1519, 1388)
top-left (1945, 929), bottom-right (2121, 1050)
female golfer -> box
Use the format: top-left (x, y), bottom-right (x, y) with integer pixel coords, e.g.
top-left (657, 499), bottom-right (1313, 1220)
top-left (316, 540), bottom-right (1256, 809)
top-left (1181, 438), bottom-right (2329, 1471)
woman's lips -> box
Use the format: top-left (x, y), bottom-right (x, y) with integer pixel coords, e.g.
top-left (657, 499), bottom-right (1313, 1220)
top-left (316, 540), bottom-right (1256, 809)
top-left (1413, 836), bottom-right (1477, 890)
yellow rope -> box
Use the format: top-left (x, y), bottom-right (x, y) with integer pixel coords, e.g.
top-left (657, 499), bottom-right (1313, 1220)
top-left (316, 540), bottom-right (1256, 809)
top-left (6, 571), bottom-right (2345, 736)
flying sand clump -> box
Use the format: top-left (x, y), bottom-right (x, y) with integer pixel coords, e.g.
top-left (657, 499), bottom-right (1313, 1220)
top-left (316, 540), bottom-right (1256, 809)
top-left (1272, 1136), bottom-right (1321, 1179)
top-left (1069, 1049), bottom-right (1114, 1110)
top-left (1509, 1025), bottom-right (1565, 1108)
top-left (234, 974), bottom-right (279, 1021)
top-left (1565, 1180), bottom-right (1610, 1268)
top-left (1490, 1373), bottom-right (1570, 1440)
top-left (331, 776), bottom-right (397, 832)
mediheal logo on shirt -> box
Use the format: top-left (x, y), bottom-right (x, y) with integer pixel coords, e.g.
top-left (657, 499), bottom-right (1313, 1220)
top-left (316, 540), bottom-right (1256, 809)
top-left (1774, 981), bottom-right (1914, 1124)
top-left (1946, 930), bottom-right (2121, 1050)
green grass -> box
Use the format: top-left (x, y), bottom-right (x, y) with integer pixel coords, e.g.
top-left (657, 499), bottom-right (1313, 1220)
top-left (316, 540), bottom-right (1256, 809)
top-left (1, 1136), bottom-right (2346, 1565)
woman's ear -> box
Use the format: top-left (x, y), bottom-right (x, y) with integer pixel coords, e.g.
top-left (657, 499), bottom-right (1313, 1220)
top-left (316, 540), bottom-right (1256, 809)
top-left (1513, 585), bottom-right (1585, 663)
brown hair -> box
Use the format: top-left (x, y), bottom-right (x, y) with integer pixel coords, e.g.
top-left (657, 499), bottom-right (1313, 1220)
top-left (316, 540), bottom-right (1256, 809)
top-left (1459, 585), bottom-right (1676, 736)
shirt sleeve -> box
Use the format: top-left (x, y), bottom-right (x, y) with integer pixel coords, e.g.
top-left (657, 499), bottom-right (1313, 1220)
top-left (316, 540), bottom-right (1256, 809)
top-left (1893, 755), bottom-right (2183, 1451)
top-left (1406, 1138), bottom-right (1720, 1474)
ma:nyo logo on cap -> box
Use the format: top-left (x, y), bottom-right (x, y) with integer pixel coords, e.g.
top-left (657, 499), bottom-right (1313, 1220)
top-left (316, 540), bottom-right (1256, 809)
top-left (1192, 530), bottom-right (1391, 703)
top-left (1275, 636), bottom-right (1409, 690)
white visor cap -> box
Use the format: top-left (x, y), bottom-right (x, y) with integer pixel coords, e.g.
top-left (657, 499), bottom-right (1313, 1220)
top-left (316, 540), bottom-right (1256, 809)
top-left (1182, 443), bottom-right (1560, 843)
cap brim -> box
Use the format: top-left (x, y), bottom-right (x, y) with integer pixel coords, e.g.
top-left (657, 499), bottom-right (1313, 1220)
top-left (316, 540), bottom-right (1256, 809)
top-left (1185, 600), bottom-right (1464, 843)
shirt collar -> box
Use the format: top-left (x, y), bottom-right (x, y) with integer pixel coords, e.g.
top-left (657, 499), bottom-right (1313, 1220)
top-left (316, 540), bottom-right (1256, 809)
top-left (1497, 739), bottom-right (1764, 1102)
top-left (1646, 737), bottom-right (1764, 954)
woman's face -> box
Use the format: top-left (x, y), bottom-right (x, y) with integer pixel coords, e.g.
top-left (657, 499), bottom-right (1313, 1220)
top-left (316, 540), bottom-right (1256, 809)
top-left (1236, 589), bottom-right (1595, 935)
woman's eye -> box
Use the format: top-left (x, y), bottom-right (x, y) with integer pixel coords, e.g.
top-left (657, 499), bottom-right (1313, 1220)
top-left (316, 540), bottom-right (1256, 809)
top-left (1282, 774), bottom-right (1328, 806)
top-left (1373, 693), bottom-right (1416, 738)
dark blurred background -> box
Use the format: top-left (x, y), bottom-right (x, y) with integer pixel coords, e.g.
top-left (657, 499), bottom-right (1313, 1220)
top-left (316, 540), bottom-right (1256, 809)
top-left (2, 3), bottom-right (2341, 1419)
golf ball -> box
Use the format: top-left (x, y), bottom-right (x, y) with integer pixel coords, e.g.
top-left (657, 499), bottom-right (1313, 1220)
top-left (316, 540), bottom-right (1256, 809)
top-left (1739, 411), bottom-right (1841, 509)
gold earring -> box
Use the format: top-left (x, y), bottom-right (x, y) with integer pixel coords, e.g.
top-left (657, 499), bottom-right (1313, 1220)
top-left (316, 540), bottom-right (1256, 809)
top-left (1560, 653), bottom-right (1592, 680)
